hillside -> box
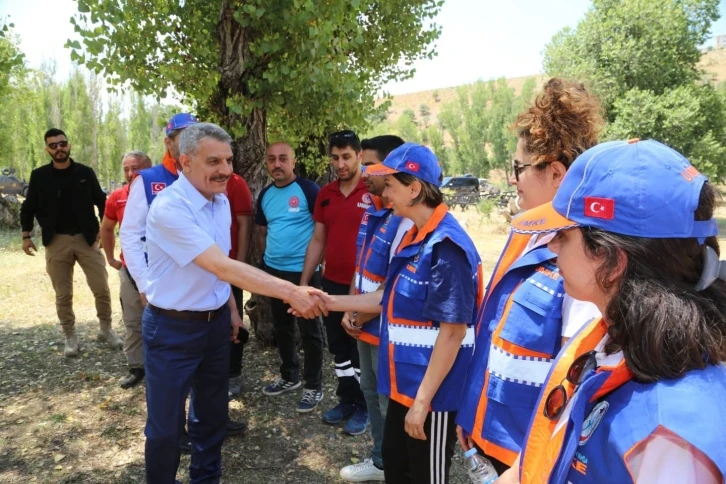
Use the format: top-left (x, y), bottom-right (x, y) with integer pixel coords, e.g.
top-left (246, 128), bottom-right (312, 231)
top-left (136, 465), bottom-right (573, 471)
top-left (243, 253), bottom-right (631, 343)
top-left (382, 48), bottom-right (726, 123)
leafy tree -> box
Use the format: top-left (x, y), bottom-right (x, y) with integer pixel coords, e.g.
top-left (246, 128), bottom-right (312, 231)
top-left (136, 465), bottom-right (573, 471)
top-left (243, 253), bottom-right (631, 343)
top-left (543, 0), bottom-right (726, 179)
top-left (419, 103), bottom-right (431, 127)
top-left (69, 0), bottom-right (443, 187)
top-left (69, 0), bottom-right (442, 342)
top-left (395, 110), bottom-right (422, 144)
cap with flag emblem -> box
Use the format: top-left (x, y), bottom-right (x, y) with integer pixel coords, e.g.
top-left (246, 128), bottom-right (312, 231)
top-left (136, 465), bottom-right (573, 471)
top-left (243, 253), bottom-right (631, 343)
top-left (511, 139), bottom-right (718, 239)
top-left (365, 142), bottom-right (442, 187)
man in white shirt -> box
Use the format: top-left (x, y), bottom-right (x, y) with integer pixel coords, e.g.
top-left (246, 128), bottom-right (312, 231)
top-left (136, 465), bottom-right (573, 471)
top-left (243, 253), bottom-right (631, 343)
top-left (142, 123), bottom-right (325, 483)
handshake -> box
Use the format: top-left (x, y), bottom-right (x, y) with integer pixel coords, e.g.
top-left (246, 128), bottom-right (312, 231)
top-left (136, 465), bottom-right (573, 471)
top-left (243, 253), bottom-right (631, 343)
top-left (283, 285), bottom-right (336, 319)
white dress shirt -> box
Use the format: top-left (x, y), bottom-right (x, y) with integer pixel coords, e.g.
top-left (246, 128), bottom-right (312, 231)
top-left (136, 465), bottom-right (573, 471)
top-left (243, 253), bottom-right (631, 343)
top-left (145, 173), bottom-right (232, 311)
top-left (119, 176), bottom-right (151, 292)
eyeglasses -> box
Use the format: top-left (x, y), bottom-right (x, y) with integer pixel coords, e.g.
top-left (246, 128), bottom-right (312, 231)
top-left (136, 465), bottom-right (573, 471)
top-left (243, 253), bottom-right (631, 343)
top-left (511, 160), bottom-right (532, 182)
top-left (543, 350), bottom-right (597, 420)
top-left (47, 141), bottom-right (69, 150)
top-left (511, 160), bottom-right (555, 182)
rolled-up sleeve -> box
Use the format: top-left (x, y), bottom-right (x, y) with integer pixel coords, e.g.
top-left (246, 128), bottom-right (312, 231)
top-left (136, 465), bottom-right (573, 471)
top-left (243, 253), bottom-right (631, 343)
top-left (119, 177), bottom-right (150, 292)
top-left (422, 238), bottom-right (476, 324)
top-left (147, 197), bottom-right (215, 268)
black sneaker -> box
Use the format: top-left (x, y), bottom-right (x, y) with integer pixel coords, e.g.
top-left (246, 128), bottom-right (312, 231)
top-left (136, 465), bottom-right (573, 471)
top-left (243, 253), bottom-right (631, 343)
top-left (262, 378), bottom-right (302, 396)
top-left (296, 388), bottom-right (323, 413)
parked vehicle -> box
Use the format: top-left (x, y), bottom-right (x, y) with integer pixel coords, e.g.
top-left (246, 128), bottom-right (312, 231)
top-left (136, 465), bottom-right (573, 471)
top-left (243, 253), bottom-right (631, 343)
top-left (0, 168), bottom-right (29, 198)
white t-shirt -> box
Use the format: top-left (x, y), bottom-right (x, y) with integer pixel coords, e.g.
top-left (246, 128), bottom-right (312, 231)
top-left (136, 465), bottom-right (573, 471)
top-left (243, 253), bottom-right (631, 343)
top-left (518, 233), bottom-right (600, 337)
top-left (390, 217), bottom-right (415, 263)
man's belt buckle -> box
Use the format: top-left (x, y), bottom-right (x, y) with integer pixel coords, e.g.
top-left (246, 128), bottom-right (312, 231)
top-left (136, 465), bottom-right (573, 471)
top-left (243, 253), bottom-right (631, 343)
top-left (208, 311), bottom-right (213, 322)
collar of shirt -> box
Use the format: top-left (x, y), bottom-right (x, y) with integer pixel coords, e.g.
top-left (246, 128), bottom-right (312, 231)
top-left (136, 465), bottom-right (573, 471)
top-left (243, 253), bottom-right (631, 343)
top-left (333, 177), bottom-right (367, 196)
top-left (177, 172), bottom-right (226, 212)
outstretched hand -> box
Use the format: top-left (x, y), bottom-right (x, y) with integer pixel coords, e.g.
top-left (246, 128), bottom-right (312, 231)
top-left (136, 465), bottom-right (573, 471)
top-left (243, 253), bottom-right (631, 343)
top-left (286, 286), bottom-right (328, 319)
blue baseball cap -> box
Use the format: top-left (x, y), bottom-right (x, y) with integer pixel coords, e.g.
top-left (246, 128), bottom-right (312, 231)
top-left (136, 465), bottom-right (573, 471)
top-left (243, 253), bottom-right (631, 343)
top-left (511, 139), bottom-right (718, 239)
top-left (166, 113), bottom-right (198, 136)
top-left (366, 142), bottom-right (442, 187)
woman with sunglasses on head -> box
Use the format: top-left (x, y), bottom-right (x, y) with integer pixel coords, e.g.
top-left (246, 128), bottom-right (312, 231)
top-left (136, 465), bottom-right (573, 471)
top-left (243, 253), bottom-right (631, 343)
top-left (456, 78), bottom-right (604, 475)
top-left (496, 139), bottom-right (726, 484)
top-left (310, 142), bottom-right (484, 483)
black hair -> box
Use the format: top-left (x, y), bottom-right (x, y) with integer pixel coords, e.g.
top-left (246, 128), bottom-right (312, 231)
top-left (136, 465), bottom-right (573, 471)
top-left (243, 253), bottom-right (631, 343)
top-left (328, 130), bottom-right (361, 153)
top-left (581, 183), bottom-right (726, 382)
top-left (361, 135), bottom-right (405, 162)
top-left (392, 172), bottom-right (443, 208)
top-left (44, 128), bottom-right (67, 142)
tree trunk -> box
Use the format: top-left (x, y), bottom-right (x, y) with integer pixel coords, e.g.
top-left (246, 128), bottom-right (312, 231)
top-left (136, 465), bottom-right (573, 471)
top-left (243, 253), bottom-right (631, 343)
top-left (214, 2), bottom-right (277, 345)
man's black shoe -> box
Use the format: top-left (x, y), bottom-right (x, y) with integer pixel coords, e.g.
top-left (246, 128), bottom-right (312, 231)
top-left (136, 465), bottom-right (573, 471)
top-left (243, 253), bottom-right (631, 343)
top-left (119, 368), bottom-right (145, 389)
top-left (226, 419), bottom-right (248, 437)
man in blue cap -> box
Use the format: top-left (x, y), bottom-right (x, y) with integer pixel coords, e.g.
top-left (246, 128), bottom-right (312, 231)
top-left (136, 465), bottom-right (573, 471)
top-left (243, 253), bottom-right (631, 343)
top-left (120, 113), bottom-right (246, 452)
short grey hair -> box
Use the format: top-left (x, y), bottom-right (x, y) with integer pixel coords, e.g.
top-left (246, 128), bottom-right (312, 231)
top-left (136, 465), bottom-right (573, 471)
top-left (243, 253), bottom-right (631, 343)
top-left (123, 150), bottom-right (152, 168)
top-left (179, 123), bottom-right (233, 157)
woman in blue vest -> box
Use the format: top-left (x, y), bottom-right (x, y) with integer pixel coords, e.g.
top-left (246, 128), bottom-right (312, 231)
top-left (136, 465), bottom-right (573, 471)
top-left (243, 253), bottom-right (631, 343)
top-left (498, 139), bottom-right (726, 484)
top-left (456, 78), bottom-right (603, 474)
top-left (318, 142), bottom-right (484, 483)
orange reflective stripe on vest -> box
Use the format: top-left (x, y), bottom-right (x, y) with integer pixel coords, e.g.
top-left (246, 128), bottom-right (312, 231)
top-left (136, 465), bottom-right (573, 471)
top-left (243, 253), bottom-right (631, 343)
top-left (520, 318), bottom-right (607, 484)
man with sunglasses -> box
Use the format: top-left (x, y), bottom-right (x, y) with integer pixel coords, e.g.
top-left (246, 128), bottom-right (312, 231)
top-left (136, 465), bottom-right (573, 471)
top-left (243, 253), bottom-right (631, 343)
top-left (300, 130), bottom-right (371, 436)
top-left (20, 128), bottom-right (120, 358)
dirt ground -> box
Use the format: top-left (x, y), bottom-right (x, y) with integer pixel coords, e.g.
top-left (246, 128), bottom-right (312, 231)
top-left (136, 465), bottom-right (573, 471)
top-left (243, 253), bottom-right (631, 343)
top-left (1, 206), bottom-right (724, 483)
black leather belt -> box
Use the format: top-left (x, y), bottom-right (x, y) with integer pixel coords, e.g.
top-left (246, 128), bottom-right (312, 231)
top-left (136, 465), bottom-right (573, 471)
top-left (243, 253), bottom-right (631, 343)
top-left (148, 304), bottom-right (227, 322)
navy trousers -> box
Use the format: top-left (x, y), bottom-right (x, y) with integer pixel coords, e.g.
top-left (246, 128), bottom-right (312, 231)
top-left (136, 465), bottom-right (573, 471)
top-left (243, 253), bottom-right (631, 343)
top-left (143, 305), bottom-right (230, 484)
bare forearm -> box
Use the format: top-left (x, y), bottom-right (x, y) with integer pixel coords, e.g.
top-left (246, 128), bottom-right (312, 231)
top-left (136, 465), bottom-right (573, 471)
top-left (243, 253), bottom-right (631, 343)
top-left (236, 216), bottom-right (251, 263)
top-left (100, 228), bottom-right (116, 261)
top-left (228, 289), bottom-right (238, 312)
top-left (300, 239), bottom-right (325, 284)
top-left (414, 324), bottom-right (466, 406)
top-left (218, 258), bottom-right (296, 302)
top-left (327, 290), bottom-right (383, 313)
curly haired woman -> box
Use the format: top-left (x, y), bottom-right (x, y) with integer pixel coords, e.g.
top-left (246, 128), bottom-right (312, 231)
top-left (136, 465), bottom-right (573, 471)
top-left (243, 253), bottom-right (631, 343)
top-left (455, 78), bottom-right (605, 474)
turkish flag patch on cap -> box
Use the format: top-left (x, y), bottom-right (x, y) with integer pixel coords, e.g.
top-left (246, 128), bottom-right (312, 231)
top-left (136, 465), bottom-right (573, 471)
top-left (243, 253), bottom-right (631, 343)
top-left (584, 197), bottom-right (615, 220)
top-left (405, 161), bottom-right (420, 172)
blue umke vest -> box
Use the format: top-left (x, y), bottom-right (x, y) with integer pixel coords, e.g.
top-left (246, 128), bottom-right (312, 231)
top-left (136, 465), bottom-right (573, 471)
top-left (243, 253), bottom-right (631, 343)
top-left (551, 364), bottom-right (726, 483)
top-left (456, 231), bottom-right (566, 465)
top-left (377, 208), bottom-right (483, 412)
top-left (139, 164), bottom-right (178, 207)
top-left (354, 206), bottom-right (405, 345)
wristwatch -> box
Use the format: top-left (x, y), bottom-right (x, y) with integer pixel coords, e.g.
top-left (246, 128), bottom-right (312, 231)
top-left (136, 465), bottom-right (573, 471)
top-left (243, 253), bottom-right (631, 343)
top-left (22, 235), bottom-right (31, 240)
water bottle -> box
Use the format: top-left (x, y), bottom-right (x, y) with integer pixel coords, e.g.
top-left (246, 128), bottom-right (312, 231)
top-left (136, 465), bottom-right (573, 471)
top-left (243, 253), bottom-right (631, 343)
top-left (464, 448), bottom-right (498, 484)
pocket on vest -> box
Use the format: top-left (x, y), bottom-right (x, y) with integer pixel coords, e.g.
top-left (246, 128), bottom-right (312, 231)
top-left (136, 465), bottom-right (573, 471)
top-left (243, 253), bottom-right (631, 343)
top-left (499, 283), bottom-right (563, 356)
top-left (486, 371), bottom-right (542, 408)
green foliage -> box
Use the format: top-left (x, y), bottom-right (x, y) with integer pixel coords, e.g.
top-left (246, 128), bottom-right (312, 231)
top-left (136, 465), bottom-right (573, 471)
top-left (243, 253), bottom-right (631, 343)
top-left (477, 198), bottom-right (497, 219)
top-left (543, 0), bottom-right (726, 180)
top-left (395, 110), bottom-right (422, 143)
top-left (69, 0), bottom-right (444, 174)
top-left (432, 89), bottom-right (440, 102)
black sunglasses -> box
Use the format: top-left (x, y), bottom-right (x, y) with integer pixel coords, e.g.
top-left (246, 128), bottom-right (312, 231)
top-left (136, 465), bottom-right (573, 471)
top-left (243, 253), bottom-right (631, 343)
top-left (511, 160), bottom-right (556, 182)
top-left (511, 160), bottom-right (532, 182)
top-left (329, 130), bottom-right (357, 142)
top-left (47, 141), bottom-right (69, 150)
top-left (543, 350), bottom-right (597, 420)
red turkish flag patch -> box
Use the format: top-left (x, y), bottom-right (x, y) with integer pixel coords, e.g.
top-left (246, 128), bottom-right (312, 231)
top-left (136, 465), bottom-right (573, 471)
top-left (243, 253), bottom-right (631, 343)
top-left (584, 197), bottom-right (615, 220)
top-left (405, 161), bottom-right (420, 172)
top-left (151, 182), bottom-right (167, 194)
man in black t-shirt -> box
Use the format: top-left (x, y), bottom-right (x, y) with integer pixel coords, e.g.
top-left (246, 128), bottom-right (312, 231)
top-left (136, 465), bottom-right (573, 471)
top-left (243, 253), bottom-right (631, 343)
top-left (20, 128), bottom-right (119, 358)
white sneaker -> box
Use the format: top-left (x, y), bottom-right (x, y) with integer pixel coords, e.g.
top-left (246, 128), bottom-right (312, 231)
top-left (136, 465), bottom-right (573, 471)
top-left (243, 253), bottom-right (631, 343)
top-left (339, 458), bottom-right (385, 482)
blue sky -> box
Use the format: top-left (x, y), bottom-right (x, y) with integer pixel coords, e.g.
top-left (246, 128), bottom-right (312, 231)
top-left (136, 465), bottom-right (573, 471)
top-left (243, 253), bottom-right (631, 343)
top-left (4, 0), bottom-right (726, 95)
